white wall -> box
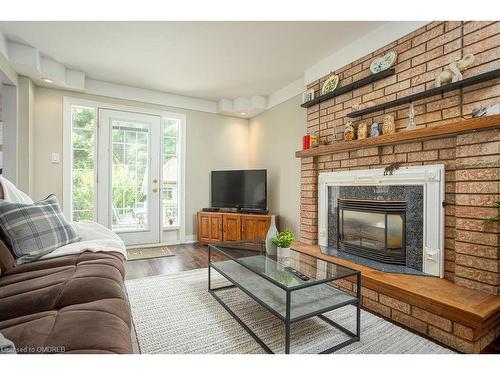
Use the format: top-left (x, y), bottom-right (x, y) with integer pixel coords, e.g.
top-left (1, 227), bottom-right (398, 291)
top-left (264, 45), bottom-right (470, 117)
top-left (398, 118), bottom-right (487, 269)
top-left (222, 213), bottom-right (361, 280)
top-left (33, 86), bottom-right (248, 239)
top-left (304, 21), bottom-right (428, 84)
top-left (248, 94), bottom-right (305, 235)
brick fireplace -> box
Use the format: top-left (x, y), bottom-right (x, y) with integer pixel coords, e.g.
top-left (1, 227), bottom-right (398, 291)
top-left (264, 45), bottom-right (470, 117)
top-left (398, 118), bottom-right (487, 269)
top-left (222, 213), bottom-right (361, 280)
top-left (318, 165), bottom-right (444, 276)
top-left (295, 21), bottom-right (500, 352)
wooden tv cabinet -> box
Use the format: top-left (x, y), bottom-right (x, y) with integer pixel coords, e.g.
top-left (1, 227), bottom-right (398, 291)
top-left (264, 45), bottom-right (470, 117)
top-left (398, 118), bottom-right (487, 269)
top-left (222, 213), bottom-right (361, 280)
top-left (197, 211), bottom-right (278, 245)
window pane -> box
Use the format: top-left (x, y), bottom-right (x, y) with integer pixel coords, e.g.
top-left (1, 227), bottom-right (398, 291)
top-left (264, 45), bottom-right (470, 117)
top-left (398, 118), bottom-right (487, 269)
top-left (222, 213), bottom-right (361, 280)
top-left (112, 129), bottom-right (124, 143)
top-left (111, 122), bottom-right (150, 231)
top-left (71, 106), bottom-right (96, 221)
top-left (164, 137), bottom-right (177, 155)
top-left (164, 120), bottom-right (178, 137)
top-left (162, 119), bottom-right (179, 227)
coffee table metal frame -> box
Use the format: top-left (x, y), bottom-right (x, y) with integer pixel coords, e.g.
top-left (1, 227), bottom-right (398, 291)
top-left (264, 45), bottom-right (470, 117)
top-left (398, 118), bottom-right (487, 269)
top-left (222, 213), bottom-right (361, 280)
top-left (208, 241), bottom-right (361, 354)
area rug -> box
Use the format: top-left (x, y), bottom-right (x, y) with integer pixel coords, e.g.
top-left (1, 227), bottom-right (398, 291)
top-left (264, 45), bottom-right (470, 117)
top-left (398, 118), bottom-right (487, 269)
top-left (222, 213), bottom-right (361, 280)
top-left (125, 268), bottom-right (454, 354)
top-left (127, 246), bottom-right (175, 261)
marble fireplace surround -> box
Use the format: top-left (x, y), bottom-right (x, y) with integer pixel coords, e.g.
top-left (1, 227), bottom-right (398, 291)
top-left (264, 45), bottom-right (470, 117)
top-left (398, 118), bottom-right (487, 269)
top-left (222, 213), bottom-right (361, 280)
top-left (317, 165), bottom-right (445, 277)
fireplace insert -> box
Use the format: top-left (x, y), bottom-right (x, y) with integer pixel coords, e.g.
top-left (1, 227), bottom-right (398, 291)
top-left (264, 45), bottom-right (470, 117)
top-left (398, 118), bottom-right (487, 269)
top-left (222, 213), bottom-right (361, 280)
top-left (337, 199), bottom-right (406, 265)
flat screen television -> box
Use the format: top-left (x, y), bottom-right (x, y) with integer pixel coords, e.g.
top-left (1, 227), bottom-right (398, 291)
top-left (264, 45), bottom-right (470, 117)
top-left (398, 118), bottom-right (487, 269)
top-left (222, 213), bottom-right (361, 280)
top-left (211, 169), bottom-right (267, 210)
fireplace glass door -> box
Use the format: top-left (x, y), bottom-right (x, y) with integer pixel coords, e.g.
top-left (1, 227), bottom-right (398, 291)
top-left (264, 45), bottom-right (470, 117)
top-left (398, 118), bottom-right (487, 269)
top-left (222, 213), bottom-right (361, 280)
top-left (338, 199), bottom-right (406, 265)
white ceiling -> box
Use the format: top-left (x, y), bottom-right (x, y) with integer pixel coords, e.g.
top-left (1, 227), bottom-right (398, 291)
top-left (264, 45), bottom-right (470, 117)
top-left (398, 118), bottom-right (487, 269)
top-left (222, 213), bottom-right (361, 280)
top-left (0, 21), bottom-right (385, 101)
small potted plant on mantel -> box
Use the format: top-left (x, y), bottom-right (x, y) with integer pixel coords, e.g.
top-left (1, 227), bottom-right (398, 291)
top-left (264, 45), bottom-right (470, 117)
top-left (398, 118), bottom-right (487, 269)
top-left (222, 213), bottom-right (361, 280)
top-left (272, 229), bottom-right (295, 260)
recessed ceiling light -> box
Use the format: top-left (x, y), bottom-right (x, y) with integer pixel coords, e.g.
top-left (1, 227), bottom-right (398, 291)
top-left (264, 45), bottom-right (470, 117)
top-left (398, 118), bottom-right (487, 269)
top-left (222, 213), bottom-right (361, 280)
top-left (41, 78), bottom-right (53, 83)
top-left (240, 112), bottom-right (247, 116)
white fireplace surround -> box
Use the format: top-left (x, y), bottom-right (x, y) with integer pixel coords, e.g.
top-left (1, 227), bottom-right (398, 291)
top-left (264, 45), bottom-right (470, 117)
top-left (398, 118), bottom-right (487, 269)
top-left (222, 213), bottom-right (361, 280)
top-left (317, 164), bottom-right (445, 277)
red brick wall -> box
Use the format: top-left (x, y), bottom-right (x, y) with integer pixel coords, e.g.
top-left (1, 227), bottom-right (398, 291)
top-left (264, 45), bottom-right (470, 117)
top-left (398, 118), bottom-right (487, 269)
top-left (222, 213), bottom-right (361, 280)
top-left (301, 21), bottom-right (500, 295)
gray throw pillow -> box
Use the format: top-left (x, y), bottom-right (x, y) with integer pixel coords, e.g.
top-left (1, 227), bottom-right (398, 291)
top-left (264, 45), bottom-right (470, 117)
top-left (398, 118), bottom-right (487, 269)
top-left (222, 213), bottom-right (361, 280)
top-left (0, 195), bottom-right (80, 265)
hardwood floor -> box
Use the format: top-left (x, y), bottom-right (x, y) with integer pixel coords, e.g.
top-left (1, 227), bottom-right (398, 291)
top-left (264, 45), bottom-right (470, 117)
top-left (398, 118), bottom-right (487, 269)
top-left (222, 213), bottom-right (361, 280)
top-left (124, 242), bottom-right (499, 353)
top-left (125, 242), bottom-right (255, 280)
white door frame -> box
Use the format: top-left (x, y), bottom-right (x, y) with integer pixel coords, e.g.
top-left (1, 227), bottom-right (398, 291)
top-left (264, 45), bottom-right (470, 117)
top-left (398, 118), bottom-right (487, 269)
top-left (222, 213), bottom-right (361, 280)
top-left (62, 97), bottom-right (186, 244)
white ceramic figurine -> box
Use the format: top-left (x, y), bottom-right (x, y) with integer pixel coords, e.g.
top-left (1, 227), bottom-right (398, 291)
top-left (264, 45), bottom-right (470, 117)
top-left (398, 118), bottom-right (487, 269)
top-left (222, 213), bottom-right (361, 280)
top-left (435, 54), bottom-right (475, 87)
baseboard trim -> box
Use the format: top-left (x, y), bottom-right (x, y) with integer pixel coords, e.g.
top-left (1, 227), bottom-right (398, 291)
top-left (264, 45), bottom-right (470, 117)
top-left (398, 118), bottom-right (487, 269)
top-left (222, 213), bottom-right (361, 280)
top-left (183, 235), bottom-right (197, 244)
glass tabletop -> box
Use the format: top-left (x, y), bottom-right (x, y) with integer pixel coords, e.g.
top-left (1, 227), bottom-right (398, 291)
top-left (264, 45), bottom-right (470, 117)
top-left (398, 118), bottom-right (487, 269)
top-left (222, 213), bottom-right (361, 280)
top-left (210, 240), bottom-right (359, 291)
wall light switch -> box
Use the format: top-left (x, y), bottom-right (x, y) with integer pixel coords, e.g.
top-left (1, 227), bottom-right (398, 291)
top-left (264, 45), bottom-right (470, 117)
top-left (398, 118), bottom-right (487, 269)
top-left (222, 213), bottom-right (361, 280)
top-left (51, 153), bottom-right (60, 164)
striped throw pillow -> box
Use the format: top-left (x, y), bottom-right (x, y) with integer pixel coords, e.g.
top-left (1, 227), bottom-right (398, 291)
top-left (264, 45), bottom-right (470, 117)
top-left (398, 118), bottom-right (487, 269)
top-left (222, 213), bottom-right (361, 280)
top-left (0, 195), bottom-right (80, 265)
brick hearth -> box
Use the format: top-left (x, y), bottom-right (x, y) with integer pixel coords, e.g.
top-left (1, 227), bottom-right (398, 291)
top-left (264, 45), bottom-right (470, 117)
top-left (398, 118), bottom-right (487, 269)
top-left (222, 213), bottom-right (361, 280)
top-left (296, 21), bottom-right (500, 352)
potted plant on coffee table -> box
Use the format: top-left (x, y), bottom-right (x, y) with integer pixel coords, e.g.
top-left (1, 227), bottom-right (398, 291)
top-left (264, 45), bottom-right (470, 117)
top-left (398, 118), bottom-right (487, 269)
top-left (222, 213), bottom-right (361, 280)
top-left (272, 229), bottom-right (295, 259)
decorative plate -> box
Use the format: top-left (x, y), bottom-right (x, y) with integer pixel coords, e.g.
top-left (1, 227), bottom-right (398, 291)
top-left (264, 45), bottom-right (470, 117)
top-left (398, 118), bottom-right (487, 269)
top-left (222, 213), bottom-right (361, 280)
top-left (321, 74), bottom-right (339, 95)
top-left (370, 51), bottom-right (397, 74)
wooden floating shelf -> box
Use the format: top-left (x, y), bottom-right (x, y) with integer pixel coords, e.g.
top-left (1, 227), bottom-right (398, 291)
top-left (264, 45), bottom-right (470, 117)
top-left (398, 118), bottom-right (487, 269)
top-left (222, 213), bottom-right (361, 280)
top-left (295, 115), bottom-right (500, 158)
top-left (347, 69), bottom-right (500, 118)
top-left (301, 69), bottom-right (395, 108)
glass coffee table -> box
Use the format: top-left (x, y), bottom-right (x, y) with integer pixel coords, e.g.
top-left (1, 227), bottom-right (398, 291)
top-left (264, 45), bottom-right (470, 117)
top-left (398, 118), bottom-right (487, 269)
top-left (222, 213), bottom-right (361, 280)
top-left (208, 240), bottom-right (361, 354)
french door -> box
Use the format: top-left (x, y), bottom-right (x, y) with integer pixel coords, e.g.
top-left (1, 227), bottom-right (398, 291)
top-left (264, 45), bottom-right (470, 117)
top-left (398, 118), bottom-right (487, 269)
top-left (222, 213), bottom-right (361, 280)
top-left (98, 109), bottom-right (161, 245)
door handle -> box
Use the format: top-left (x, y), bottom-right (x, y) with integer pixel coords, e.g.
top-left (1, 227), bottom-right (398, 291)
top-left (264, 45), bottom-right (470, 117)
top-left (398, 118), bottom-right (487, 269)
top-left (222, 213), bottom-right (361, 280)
top-left (152, 178), bottom-right (158, 184)
top-left (152, 188), bottom-right (158, 193)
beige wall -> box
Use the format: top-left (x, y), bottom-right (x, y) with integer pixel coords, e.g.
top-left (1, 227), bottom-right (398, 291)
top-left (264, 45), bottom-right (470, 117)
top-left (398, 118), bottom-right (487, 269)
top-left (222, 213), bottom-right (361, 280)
top-left (33, 86), bottom-right (248, 238)
top-left (33, 87), bottom-right (305, 240)
top-left (248, 95), bottom-right (305, 235)
top-left (17, 76), bottom-right (35, 195)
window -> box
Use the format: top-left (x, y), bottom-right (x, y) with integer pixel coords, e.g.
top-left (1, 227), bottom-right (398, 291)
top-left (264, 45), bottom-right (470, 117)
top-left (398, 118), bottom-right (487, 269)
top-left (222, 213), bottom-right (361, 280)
top-left (70, 105), bottom-right (97, 221)
top-left (162, 118), bottom-right (180, 227)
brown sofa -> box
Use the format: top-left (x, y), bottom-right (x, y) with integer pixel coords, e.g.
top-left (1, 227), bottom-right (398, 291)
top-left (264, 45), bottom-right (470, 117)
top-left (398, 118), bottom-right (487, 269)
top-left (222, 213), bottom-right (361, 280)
top-left (0, 188), bottom-right (133, 354)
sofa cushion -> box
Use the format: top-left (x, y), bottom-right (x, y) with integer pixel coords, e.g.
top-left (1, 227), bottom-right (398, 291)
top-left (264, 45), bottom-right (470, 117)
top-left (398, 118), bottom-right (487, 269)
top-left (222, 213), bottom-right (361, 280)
top-left (0, 251), bottom-right (132, 354)
top-left (0, 195), bottom-right (81, 265)
top-left (0, 299), bottom-right (132, 354)
top-left (0, 251), bottom-right (126, 322)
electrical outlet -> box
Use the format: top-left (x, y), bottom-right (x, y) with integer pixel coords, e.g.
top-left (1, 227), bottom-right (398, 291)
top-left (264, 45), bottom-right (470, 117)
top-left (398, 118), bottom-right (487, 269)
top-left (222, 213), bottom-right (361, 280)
top-left (51, 153), bottom-right (60, 164)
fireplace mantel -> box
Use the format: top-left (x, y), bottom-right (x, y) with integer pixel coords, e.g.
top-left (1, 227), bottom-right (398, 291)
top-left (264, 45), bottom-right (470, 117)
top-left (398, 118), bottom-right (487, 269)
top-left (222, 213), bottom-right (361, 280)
top-left (317, 165), bottom-right (445, 277)
top-left (295, 115), bottom-right (500, 158)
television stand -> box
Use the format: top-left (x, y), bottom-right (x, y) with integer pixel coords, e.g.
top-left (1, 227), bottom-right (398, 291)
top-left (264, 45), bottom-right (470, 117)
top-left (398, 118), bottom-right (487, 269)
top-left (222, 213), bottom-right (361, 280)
top-left (197, 211), bottom-right (278, 245)
top-left (202, 207), bottom-right (220, 212)
top-left (239, 208), bottom-right (269, 215)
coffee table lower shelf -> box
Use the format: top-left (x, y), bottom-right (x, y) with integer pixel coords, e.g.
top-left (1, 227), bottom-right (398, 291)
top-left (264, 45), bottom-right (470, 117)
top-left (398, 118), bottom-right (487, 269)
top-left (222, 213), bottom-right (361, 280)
top-left (208, 259), bottom-right (361, 354)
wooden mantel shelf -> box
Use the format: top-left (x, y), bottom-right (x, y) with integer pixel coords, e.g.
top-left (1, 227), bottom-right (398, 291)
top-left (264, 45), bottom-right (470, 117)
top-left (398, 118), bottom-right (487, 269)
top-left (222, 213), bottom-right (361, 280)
top-left (296, 115), bottom-right (500, 158)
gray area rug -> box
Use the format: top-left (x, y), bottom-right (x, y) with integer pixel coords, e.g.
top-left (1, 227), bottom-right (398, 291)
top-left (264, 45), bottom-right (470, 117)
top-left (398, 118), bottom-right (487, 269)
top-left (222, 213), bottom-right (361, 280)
top-left (125, 268), bottom-right (453, 354)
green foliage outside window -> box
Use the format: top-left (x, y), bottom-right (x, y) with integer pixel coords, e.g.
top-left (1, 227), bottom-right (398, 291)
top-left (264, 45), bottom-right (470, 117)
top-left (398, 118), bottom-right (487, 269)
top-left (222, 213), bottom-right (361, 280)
top-left (71, 107), bottom-right (96, 221)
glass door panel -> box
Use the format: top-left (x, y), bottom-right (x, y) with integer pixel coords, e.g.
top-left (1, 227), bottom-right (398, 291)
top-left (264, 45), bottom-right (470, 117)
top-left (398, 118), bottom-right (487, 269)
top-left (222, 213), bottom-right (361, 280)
top-left (111, 121), bottom-right (149, 232)
top-left (98, 109), bottom-right (160, 245)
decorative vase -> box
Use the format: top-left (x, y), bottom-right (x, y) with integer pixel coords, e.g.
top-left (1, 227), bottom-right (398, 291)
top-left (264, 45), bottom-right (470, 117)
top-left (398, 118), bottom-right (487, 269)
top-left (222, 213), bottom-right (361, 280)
top-left (357, 122), bottom-right (368, 140)
top-left (277, 247), bottom-right (291, 268)
top-left (344, 121), bottom-right (355, 141)
top-left (407, 102), bottom-right (416, 130)
top-left (265, 215), bottom-right (278, 256)
top-left (382, 114), bottom-right (396, 135)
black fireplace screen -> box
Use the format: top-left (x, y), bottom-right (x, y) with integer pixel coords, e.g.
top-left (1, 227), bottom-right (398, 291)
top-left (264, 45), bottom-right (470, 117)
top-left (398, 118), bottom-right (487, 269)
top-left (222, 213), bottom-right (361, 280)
top-left (337, 199), bottom-right (406, 265)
